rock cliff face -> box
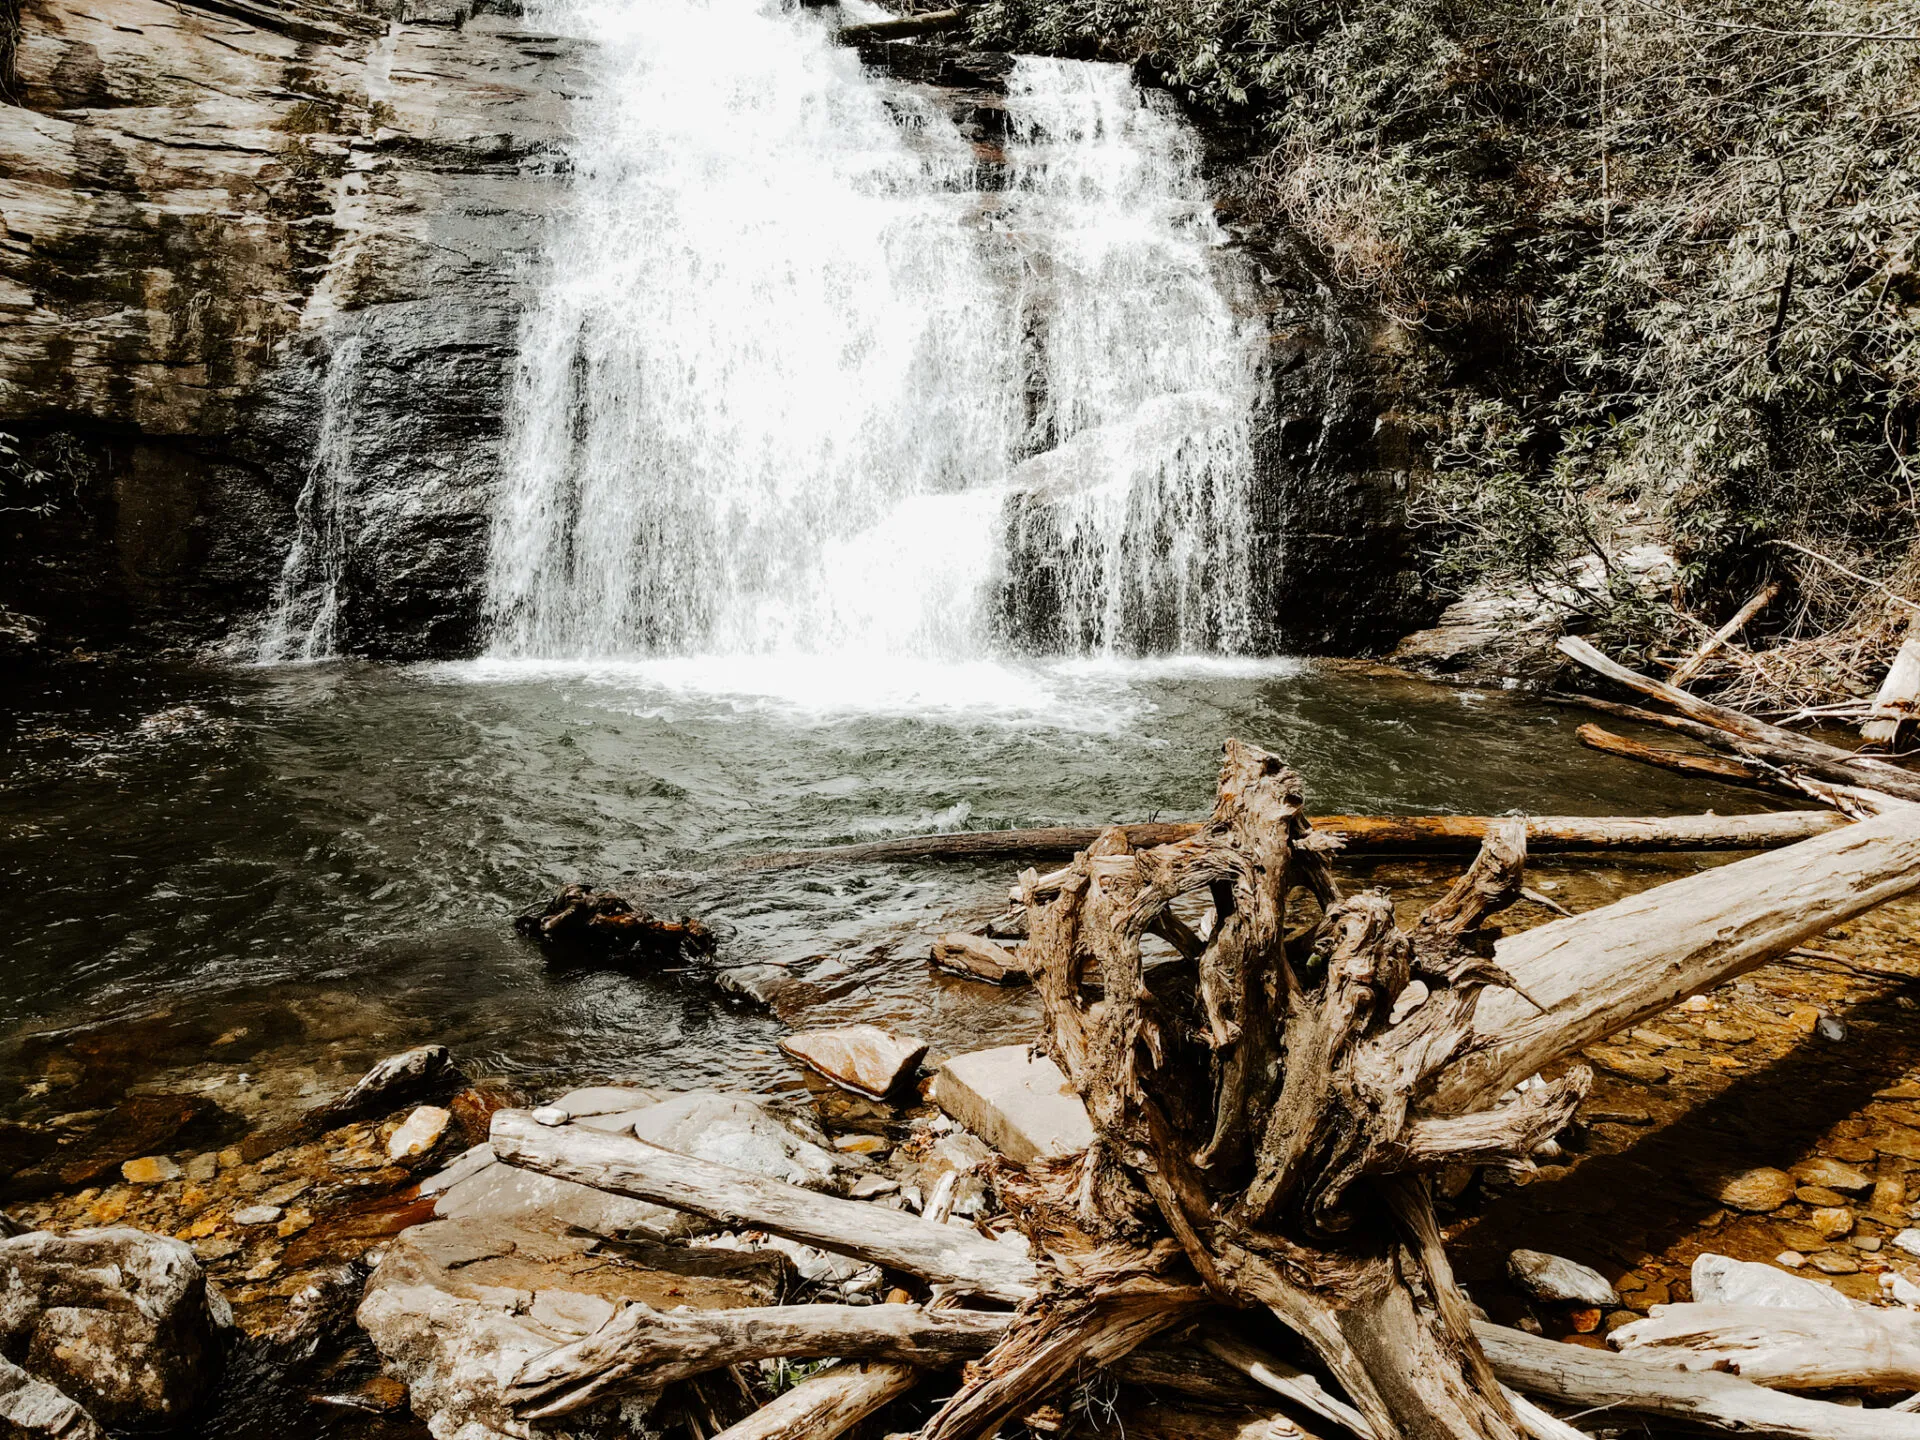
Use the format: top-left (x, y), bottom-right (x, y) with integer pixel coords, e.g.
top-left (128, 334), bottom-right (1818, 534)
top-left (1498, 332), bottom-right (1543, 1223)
top-left (0, 0), bottom-right (575, 657)
top-left (0, 9), bottom-right (1430, 661)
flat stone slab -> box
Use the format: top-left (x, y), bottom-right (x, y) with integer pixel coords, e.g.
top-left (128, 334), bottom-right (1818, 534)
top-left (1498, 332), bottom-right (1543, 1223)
top-left (930, 1045), bottom-right (1092, 1164)
top-left (548, 1086), bottom-right (659, 1119)
top-left (780, 1025), bottom-right (929, 1100)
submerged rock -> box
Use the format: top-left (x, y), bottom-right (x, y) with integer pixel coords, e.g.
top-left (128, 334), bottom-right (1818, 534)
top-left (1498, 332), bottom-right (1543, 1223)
top-left (313, 1046), bottom-right (469, 1130)
top-left (388, 1106), bottom-right (453, 1162)
top-left (0, 1228), bottom-right (229, 1430)
top-left (1506, 1249), bottom-right (1618, 1308)
top-left (929, 1046), bottom-right (1093, 1164)
top-left (779, 1025), bottom-right (928, 1100)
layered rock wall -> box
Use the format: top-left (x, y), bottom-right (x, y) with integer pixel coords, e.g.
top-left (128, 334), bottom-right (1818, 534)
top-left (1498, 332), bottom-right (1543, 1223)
top-left (0, 0), bottom-right (575, 656)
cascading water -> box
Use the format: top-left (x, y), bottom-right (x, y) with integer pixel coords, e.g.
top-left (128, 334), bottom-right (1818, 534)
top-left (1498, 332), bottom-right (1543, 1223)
top-left (483, 0), bottom-right (1268, 664)
top-left (257, 336), bottom-right (365, 663)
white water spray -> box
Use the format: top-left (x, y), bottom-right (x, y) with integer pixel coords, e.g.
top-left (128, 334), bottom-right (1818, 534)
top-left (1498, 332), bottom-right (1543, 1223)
top-left (476, 2), bottom-right (1268, 662)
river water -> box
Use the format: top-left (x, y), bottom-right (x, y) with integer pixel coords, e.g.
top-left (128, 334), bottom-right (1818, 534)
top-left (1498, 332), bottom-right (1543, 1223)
top-left (0, 655), bottom-right (1764, 1119)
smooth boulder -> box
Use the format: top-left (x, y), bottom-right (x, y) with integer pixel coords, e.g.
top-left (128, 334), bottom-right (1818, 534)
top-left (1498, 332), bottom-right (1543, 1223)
top-left (1507, 1249), bottom-right (1618, 1308)
top-left (779, 1026), bottom-right (929, 1100)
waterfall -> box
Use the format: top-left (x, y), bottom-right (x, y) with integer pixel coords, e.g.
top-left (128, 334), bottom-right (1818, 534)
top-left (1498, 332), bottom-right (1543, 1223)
top-left (482, 1), bottom-right (1267, 662)
top-left (257, 336), bottom-right (365, 663)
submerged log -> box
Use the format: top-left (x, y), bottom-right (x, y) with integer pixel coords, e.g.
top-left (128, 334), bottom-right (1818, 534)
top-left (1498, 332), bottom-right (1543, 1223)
top-left (742, 809), bottom-right (1842, 871)
top-left (1575, 722), bottom-right (1790, 793)
top-left (489, 1110), bottom-right (1038, 1303)
top-left (1478, 1320), bottom-right (1920, 1440)
top-left (514, 885), bottom-right (716, 964)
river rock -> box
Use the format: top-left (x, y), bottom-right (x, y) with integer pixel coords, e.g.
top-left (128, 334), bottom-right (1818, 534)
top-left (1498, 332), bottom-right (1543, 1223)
top-left (628, 1092), bottom-right (843, 1189)
top-left (779, 1026), bottom-right (929, 1100)
top-left (1698, 1167), bottom-right (1795, 1212)
top-left (1808, 1206), bottom-right (1854, 1240)
top-left (1689, 1252), bottom-right (1855, 1310)
top-left (316, 1046), bottom-right (468, 1128)
top-left (233, 1205), bottom-right (283, 1227)
top-left (388, 1106), bottom-right (452, 1162)
top-left (120, 1156), bottom-right (182, 1185)
top-left (546, 1087), bottom-right (658, 1120)
top-left (0, 1228), bottom-right (228, 1429)
top-left (1506, 1250), bottom-right (1618, 1308)
top-left (1792, 1157), bottom-right (1872, 1193)
top-left (929, 1045), bottom-right (1094, 1164)
top-left (0, 1353), bottom-right (103, 1440)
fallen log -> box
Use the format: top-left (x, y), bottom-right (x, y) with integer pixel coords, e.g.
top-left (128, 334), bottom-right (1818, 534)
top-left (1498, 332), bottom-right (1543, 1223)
top-left (489, 1110), bottom-right (1038, 1303)
top-left (838, 7), bottom-right (966, 41)
top-left (1671, 582), bottom-right (1779, 687)
top-left (1477, 1319), bottom-right (1920, 1440)
top-left (709, 1362), bottom-right (918, 1440)
top-left (508, 1301), bottom-right (1009, 1416)
top-left (931, 932), bottom-right (1029, 984)
top-left (1575, 723), bottom-right (1794, 794)
top-left (742, 810), bottom-right (1843, 871)
top-left (1610, 1303), bottom-right (1920, 1390)
top-left (1556, 636), bottom-right (1920, 801)
top-left (1430, 801), bottom-right (1920, 1110)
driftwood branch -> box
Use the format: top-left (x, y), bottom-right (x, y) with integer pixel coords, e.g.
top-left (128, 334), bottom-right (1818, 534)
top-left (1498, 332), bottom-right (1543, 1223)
top-left (508, 1302), bottom-right (1008, 1416)
top-left (489, 1111), bottom-right (1038, 1303)
top-left (1671, 582), bottom-right (1779, 687)
top-left (708, 1362), bottom-right (918, 1440)
top-left (738, 810), bottom-right (1842, 872)
top-left (838, 7), bottom-right (966, 41)
top-left (1478, 1320), bottom-right (1920, 1440)
top-left (1611, 1303), bottom-right (1920, 1390)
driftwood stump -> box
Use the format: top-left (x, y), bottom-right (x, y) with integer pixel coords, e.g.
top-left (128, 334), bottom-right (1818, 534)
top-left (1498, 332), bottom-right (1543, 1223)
top-left (925, 740), bottom-right (1589, 1440)
top-left (515, 885), bottom-right (716, 965)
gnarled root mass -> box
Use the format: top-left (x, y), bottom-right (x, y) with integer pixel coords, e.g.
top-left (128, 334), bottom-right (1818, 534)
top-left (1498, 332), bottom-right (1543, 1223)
top-left (924, 739), bottom-right (1588, 1440)
top-left (514, 884), bottom-right (716, 965)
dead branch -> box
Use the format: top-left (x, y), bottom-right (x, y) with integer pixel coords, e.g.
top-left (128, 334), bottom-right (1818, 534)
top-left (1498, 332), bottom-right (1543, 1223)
top-left (1671, 581), bottom-right (1779, 686)
top-left (1611, 1303), bottom-right (1920, 1390)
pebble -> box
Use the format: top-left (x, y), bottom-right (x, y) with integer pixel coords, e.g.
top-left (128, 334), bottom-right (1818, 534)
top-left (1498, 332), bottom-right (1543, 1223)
top-left (1809, 1207), bottom-right (1854, 1240)
top-left (1682, 995), bottom-right (1713, 1013)
top-left (833, 1134), bottom-right (889, 1156)
top-left (1893, 1228), bottom-right (1920, 1258)
top-left (848, 1174), bottom-right (899, 1199)
top-left (121, 1155), bottom-right (182, 1184)
top-left (1697, 1020), bottom-right (1755, 1044)
top-left (1776, 1250), bottom-right (1807, 1268)
top-left (387, 1105), bottom-right (452, 1162)
top-left (1808, 1250), bottom-right (1860, 1275)
top-left (1853, 1235), bottom-right (1883, 1252)
top-left (1875, 1178), bottom-right (1908, 1212)
top-left (1583, 1047), bottom-right (1668, 1084)
top-left (233, 1204), bottom-right (283, 1226)
top-left (185, 1153), bottom-right (219, 1183)
top-left (1702, 1167), bottom-right (1796, 1212)
top-left (1817, 1016), bottom-right (1848, 1043)
top-left (1792, 1157), bottom-right (1872, 1193)
top-left (1795, 1185), bottom-right (1849, 1207)
top-left (531, 1106), bottom-right (568, 1127)
top-left (1892, 1274), bottom-right (1920, 1306)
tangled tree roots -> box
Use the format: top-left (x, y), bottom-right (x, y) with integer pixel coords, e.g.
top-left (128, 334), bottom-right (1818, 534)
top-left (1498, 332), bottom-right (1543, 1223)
top-left (925, 739), bottom-right (1590, 1440)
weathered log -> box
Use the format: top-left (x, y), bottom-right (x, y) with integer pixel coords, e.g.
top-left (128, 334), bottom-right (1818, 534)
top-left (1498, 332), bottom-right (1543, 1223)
top-left (489, 1111), bottom-right (1038, 1303)
top-left (1611, 1303), bottom-right (1920, 1390)
top-left (931, 932), bottom-right (1029, 985)
top-left (1556, 636), bottom-right (1920, 801)
top-left (1431, 801), bottom-right (1920, 1111)
top-left (1866, 620), bottom-right (1920, 744)
top-left (1478, 1319), bottom-right (1920, 1440)
top-left (743, 810), bottom-right (1842, 871)
top-left (709, 1363), bottom-right (919, 1440)
top-left (508, 1301), bottom-right (1008, 1416)
top-left (1575, 722), bottom-right (1792, 793)
top-left (838, 7), bottom-right (966, 41)
top-left (1671, 582), bottom-right (1779, 687)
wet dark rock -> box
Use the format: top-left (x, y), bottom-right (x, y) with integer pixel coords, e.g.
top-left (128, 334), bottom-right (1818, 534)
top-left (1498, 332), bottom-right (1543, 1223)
top-left (515, 885), bottom-right (718, 967)
top-left (2, 1095), bottom-right (230, 1202)
top-left (0, 1228), bottom-right (229, 1430)
top-left (309, 1045), bottom-right (469, 1132)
